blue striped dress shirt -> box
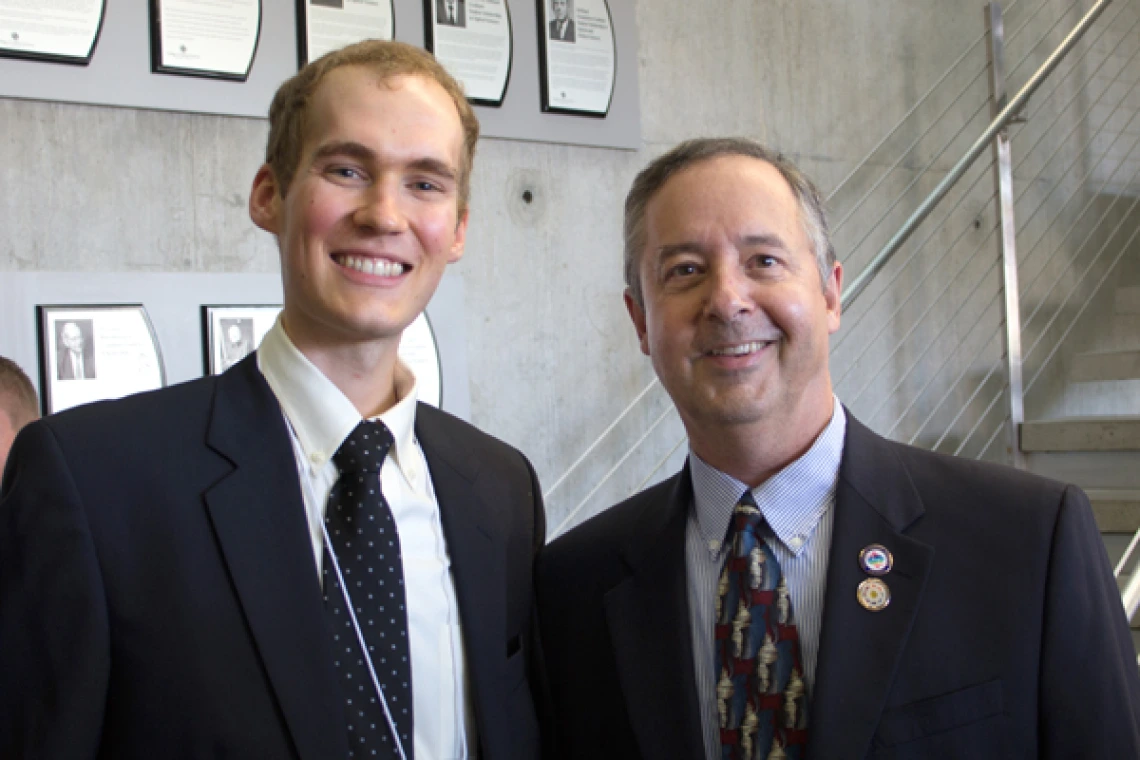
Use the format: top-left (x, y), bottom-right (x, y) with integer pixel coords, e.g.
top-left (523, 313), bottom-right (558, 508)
top-left (686, 398), bottom-right (846, 760)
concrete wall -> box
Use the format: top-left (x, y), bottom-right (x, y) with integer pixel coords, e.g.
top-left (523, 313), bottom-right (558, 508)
top-left (0, 0), bottom-right (1106, 535)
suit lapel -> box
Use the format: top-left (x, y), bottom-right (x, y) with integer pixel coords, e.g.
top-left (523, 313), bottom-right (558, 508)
top-left (203, 356), bottom-right (348, 760)
top-left (603, 467), bottom-right (705, 759)
top-left (807, 416), bottom-right (934, 760)
top-left (415, 405), bottom-right (507, 747)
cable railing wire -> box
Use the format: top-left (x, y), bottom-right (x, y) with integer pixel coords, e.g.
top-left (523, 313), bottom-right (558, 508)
top-left (825, 0), bottom-right (1030, 205)
top-left (922, 123), bottom-right (1140, 449)
top-left (830, 0), bottom-right (1103, 268)
top-left (953, 151), bottom-right (1140, 456)
top-left (854, 41), bottom-right (1140, 428)
top-left (829, 0), bottom-right (1093, 243)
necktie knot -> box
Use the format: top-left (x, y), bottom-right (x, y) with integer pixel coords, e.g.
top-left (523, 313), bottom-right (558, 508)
top-left (333, 420), bottom-right (393, 474)
top-left (730, 491), bottom-right (765, 539)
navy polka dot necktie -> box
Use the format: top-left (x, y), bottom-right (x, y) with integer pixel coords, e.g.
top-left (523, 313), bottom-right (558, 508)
top-left (323, 421), bottom-right (414, 760)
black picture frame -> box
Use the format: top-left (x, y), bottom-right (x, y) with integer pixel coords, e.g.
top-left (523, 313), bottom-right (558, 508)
top-left (296, 0), bottom-right (395, 67)
top-left (150, 0), bottom-right (262, 82)
top-left (201, 304), bottom-right (281, 375)
top-left (424, 0), bottom-right (513, 108)
top-left (0, 0), bottom-right (106, 66)
top-left (537, 0), bottom-right (616, 118)
top-left (37, 303), bottom-right (166, 415)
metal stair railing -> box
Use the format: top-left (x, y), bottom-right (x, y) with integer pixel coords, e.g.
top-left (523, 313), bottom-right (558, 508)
top-left (544, 0), bottom-right (1140, 541)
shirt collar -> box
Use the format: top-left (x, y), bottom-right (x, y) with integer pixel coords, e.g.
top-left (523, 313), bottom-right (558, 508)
top-left (257, 317), bottom-right (420, 477)
top-left (689, 397), bottom-right (846, 557)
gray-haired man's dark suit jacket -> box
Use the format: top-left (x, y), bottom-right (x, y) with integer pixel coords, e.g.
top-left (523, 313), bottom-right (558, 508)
top-left (538, 415), bottom-right (1140, 759)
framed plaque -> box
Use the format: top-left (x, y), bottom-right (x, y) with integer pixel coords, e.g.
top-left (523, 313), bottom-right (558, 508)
top-left (202, 304), bottom-right (281, 375)
top-left (537, 0), bottom-right (615, 116)
top-left (298, 0), bottom-right (394, 66)
top-left (150, 0), bottom-right (261, 81)
top-left (0, 0), bottom-right (105, 65)
top-left (425, 0), bottom-right (512, 107)
top-left (37, 304), bottom-right (166, 415)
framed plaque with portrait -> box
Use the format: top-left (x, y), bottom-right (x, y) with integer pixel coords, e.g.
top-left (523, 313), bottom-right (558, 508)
top-left (297, 0), bottom-right (394, 66)
top-left (0, 0), bottom-right (106, 65)
top-left (537, 0), bottom-right (615, 116)
top-left (150, 0), bottom-right (261, 81)
top-left (202, 304), bottom-right (281, 375)
top-left (37, 304), bottom-right (166, 415)
top-left (425, 0), bottom-right (512, 107)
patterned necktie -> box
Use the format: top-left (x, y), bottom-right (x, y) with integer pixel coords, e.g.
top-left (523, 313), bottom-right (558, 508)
top-left (715, 492), bottom-right (809, 760)
top-left (323, 421), bottom-right (414, 760)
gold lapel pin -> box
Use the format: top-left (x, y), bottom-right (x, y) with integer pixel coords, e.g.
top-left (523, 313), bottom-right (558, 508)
top-left (857, 577), bottom-right (891, 612)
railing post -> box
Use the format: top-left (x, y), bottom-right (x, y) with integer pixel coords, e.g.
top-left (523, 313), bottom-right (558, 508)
top-left (986, 1), bottom-right (1027, 470)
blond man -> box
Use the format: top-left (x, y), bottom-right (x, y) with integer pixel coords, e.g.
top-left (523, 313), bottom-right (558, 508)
top-left (1, 41), bottom-right (545, 759)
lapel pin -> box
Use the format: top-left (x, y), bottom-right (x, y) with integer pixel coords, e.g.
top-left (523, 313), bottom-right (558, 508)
top-left (857, 578), bottom-right (891, 612)
top-left (859, 544), bottom-right (893, 576)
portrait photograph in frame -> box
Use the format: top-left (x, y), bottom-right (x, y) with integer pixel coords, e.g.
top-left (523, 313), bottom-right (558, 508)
top-left (202, 304), bottom-right (281, 375)
top-left (37, 304), bottom-right (166, 415)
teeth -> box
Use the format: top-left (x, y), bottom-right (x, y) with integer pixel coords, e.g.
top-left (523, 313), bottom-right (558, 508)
top-left (336, 255), bottom-right (406, 277)
top-left (710, 341), bottom-right (768, 356)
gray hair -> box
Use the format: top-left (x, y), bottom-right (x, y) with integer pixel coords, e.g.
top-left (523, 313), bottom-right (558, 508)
top-left (623, 137), bottom-right (836, 307)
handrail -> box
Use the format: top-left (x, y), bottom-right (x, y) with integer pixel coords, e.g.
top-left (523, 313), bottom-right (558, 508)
top-left (840, 0), bottom-right (1115, 311)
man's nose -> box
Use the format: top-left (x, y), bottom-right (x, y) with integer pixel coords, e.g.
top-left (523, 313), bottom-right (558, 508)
top-left (704, 265), bottom-right (754, 323)
top-left (354, 182), bottom-right (407, 234)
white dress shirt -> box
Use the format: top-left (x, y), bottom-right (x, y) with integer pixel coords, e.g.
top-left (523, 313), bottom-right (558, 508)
top-left (686, 398), bottom-right (846, 760)
top-left (257, 319), bottom-right (475, 760)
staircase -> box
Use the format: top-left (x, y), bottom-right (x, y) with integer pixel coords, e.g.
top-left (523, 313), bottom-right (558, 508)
top-left (1021, 283), bottom-right (1140, 651)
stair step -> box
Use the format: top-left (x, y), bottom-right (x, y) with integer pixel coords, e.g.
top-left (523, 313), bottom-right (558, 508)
top-left (1091, 489), bottom-right (1140, 532)
top-left (1109, 315), bottom-right (1140, 348)
top-left (1071, 350), bottom-right (1140, 382)
top-left (1021, 417), bottom-right (1140, 452)
top-left (1119, 286), bottom-right (1140, 315)
top-left (1025, 451), bottom-right (1140, 489)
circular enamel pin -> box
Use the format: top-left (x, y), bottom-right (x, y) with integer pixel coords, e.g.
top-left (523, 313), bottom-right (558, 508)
top-left (857, 578), bottom-right (891, 612)
top-left (859, 544), bottom-right (893, 576)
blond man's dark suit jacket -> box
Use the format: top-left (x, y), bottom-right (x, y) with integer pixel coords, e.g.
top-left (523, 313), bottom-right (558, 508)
top-left (538, 415), bottom-right (1140, 759)
top-left (0, 355), bottom-right (546, 759)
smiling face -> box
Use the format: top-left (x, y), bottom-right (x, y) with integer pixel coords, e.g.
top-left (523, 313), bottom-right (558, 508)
top-left (250, 67), bottom-right (467, 356)
top-left (553, 0), bottom-right (568, 20)
top-left (625, 155), bottom-right (842, 447)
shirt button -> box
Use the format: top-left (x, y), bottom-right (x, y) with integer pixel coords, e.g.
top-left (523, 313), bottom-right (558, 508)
top-left (309, 451), bottom-right (324, 465)
top-left (789, 535), bottom-right (805, 550)
top-left (708, 539), bottom-right (721, 553)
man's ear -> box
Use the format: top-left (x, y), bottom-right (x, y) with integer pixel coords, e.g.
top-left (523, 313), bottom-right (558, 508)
top-left (448, 208), bottom-right (468, 264)
top-left (824, 260), bottom-right (843, 334)
top-left (249, 164), bottom-right (282, 234)
top-left (624, 289), bottom-right (651, 356)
